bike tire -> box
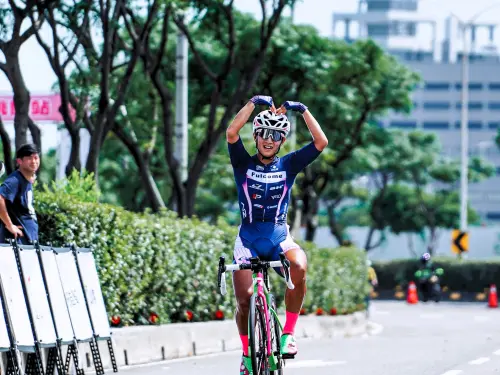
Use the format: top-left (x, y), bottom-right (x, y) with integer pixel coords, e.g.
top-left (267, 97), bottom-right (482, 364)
top-left (269, 294), bottom-right (284, 375)
top-left (249, 294), bottom-right (270, 375)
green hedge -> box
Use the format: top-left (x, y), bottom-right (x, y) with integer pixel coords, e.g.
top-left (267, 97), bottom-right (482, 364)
top-left (34, 175), bottom-right (368, 325)
top-left (374, 258), bottom-right (500, 293)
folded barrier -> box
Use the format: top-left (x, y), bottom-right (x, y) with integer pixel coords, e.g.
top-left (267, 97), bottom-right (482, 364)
top-left (0, 241), bottom-right (118, 375)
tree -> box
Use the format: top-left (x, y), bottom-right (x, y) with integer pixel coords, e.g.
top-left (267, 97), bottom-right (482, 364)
top-left (0, 1), bottom-right (55, 170)
top-left (372, 131), bottom-right (495, 254)
top-left (32, 0), bottom-right (166, 210)
top-left (139, 0), bottom-right (294, 217)
top-left (261, 34), bottom-right (419, 241)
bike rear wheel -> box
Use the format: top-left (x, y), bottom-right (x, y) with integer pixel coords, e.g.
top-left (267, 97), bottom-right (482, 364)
top-left (269, 294), bottom-right (284, 375)
top-left (249, 294), bottom-right (270, 375)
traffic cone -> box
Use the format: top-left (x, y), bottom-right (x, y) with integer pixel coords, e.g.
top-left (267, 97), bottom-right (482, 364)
top-left (406, 281), bottom-right (418, 304)
top-left (488, 284), bottom-right (498, 308)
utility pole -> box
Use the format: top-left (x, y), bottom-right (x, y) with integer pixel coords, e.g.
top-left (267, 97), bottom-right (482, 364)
top-left (175, 29), bottom-right (188, 183)
top-left (459, 22), bottom-right (469, 233)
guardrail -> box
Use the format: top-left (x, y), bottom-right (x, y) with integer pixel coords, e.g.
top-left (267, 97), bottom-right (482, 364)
top-left (0, 241), bottom-right (117, 375)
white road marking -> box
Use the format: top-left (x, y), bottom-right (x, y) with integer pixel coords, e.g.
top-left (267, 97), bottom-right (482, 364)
top-left (440, 370), bottom-right (462, 375)
top-left (119, 351), bottom-right (236, 371)
top-left (493, 349), bottom-right (500, 356)
top-left (420, 313), bottom-right (444, 319)
top-left (367, 322), bottom-right (384, 336)
top-left (468, 357), bottom-right (490, 365)
top-left (373, 310), bottom-right (391, 315)
top-left (286, 360), bottom-right (346, 368)
top-left (473, 315), bottom-right (490, 322)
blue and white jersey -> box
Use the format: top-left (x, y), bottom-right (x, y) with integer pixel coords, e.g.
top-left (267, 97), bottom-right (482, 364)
top-left (228, 138), bottom-right (321, 225)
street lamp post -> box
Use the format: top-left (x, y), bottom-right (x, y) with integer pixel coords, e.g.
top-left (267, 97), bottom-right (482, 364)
top-left (459, 23), bottom-right (469, 232)
top-left (452, 2), bottom-right (500, 232)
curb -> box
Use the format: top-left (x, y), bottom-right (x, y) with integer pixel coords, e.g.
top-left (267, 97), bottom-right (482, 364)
top-left (81, 312), bottom-right (367, 370)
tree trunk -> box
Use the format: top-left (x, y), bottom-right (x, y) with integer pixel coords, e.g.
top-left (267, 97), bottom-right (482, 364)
top-left (113, 126), bottom-right (165, 212)
top-left (427, 227), bottom-right (439, 255)
top-left (327, 204), bottom-right (344, 246)
top-left (304, 194), bottom-right (319, 242)
top-left (85, 122), bottom-right (104, 178)
top-left (364, 226), bottom-right (376, 251)
top-left (3, 53), bottom-right (31, 150)
top-left (364, 226), bottom-right (385, 251)
top-left (407, 234), bottom-right (418, 257)
top-left (65, 129), bottom-right (82, 175)
top-left (27, 118), bottom-right (42, 166)
top-left (0, 118), bottom-right (13, 174)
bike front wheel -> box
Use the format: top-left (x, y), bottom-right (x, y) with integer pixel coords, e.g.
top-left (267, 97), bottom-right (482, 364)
top-left (249, 294), bottom-right (270, 375)
top-left (269, 294), bottom-right (284, 375)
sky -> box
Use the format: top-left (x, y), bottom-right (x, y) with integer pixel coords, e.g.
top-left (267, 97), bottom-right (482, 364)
top-left (2, 0), bottom-right (500, 93)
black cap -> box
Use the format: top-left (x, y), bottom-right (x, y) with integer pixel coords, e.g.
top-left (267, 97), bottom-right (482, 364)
top-left (16, 144), bottom-right (39, 159)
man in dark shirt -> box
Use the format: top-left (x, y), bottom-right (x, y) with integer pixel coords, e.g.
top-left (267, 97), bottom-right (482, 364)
top-left (0, 144), bottom-right (40, 244)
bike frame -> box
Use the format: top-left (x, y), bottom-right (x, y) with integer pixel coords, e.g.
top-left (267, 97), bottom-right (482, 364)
top-left (251, 267), bottom-right (283, 357)
top-left (217, 253), bottom-right (294, 367)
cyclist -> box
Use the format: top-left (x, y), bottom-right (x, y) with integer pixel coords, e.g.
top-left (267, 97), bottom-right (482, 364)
top-left (226, 95), bottom-right (328, 374)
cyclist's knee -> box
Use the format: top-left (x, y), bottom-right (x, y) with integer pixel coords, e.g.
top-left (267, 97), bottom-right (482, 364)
top-left (286, 248), bottom-right (307, 280)
top-left (236, 290), bottom-right (252, 312)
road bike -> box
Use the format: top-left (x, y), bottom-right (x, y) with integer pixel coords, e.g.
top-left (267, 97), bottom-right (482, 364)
top-left (217, 253), bottom-right (295, 375)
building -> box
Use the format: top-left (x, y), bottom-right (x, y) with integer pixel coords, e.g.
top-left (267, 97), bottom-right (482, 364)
top-left (332, 0), bottom-right (500, 223)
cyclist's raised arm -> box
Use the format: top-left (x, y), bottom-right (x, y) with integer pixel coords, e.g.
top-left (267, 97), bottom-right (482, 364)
top-left (303, 110), bottom-right (328, 151)
top-left (277, 101), bottom-right (328, 152)
top-left (226, 95), bottom-right (275, 144)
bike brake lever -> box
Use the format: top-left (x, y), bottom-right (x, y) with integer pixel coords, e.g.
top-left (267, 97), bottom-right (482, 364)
top-left (218, 257), bottom-right (226, 295)
top-left (279, 253), bottom-right (295, 290)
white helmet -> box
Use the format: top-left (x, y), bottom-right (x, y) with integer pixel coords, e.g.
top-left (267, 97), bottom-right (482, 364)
top-left (252, 110), bottom-right (291, 138)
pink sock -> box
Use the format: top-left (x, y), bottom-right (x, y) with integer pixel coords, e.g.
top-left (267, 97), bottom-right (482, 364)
top-left (283, 311), bottom-right (299, 335)
top-left (240, 335), bottom-right (249, 356)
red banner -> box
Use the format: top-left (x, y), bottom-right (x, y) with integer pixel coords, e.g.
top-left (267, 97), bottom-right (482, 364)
top-left (0, 93), bottom-right (76, 122)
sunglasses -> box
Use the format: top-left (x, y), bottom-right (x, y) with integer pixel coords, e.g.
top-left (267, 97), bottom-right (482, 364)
top-left (256, 128), bottom-right (285, 142)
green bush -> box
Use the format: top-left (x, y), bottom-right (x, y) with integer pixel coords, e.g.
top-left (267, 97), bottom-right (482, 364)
top-left (374, 257), bottom-right (500, 293)
top-left (35, 174), bottom-right (368, 325)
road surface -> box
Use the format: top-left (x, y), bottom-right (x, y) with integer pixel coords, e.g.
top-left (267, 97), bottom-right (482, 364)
top-left (119, 301), bottom-right (500, 375)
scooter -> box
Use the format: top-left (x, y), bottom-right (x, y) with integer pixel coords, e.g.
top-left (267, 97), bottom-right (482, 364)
top-left (415, 268), bottom-right (444, 303)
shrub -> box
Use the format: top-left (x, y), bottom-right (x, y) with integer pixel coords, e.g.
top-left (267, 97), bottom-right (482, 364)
top-left (35, 174), bottom-right (368, 325)
top-left (374, 257), bottom-right (500, 292)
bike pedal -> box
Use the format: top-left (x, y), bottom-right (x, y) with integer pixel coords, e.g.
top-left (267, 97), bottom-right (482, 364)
top-left (281, 353), bottom-right (296, 360)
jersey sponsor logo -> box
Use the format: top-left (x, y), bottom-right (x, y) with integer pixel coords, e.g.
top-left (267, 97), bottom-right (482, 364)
top-left (256, 165), bottom-right (265, 171)
top-left (267, 205), bottom-right (278, 209)
top-left (271, 194), bottom-right (281, 200)
top-left (253, 204), bottom-right (263, 208)
top-left (270, 185), bottom-right (283, 191)
top-left (246, 169), bottom-right (287, 184)
top-left (252, 193), bottom-right (262, 199)
top-left (240, 202), bottom-right (247, 219)
top-left (250, 183), bottom-right (264, 191)
top-left (270, 165), bottom-right (278, 171)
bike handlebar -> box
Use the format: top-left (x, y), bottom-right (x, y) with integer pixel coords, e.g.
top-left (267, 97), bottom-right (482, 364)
top-left (217, 253), bottom-right (295, 296)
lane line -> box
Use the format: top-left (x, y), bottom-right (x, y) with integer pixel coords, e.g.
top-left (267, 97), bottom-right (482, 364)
top-left (473, 315), bottom-right (490, 322)
top-left (468, 357), bottom-right (490, 365)
top-left (440, 371), bottom-right (462, 375)
top-left (118, 351), bottom-right (237, 372)
top-left (286, 360), bottom-right (347, 368)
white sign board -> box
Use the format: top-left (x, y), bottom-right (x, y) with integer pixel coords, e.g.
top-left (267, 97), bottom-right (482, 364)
top-left (54, 249), bottom-right (93, 342)
top-left (39, 246), bottom-right (75, 344)
top-left (0, 296), bottom-right (10, 350)
top-left (76, 249), bottom-right (111, 339)
top-left (0, 245), bottom-right (34, 349)
top-left (18, 246), bottom-right (57, 346)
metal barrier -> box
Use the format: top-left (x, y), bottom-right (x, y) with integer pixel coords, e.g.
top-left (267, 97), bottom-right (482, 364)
top-left (0, 241), bottom-right (118, 375)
